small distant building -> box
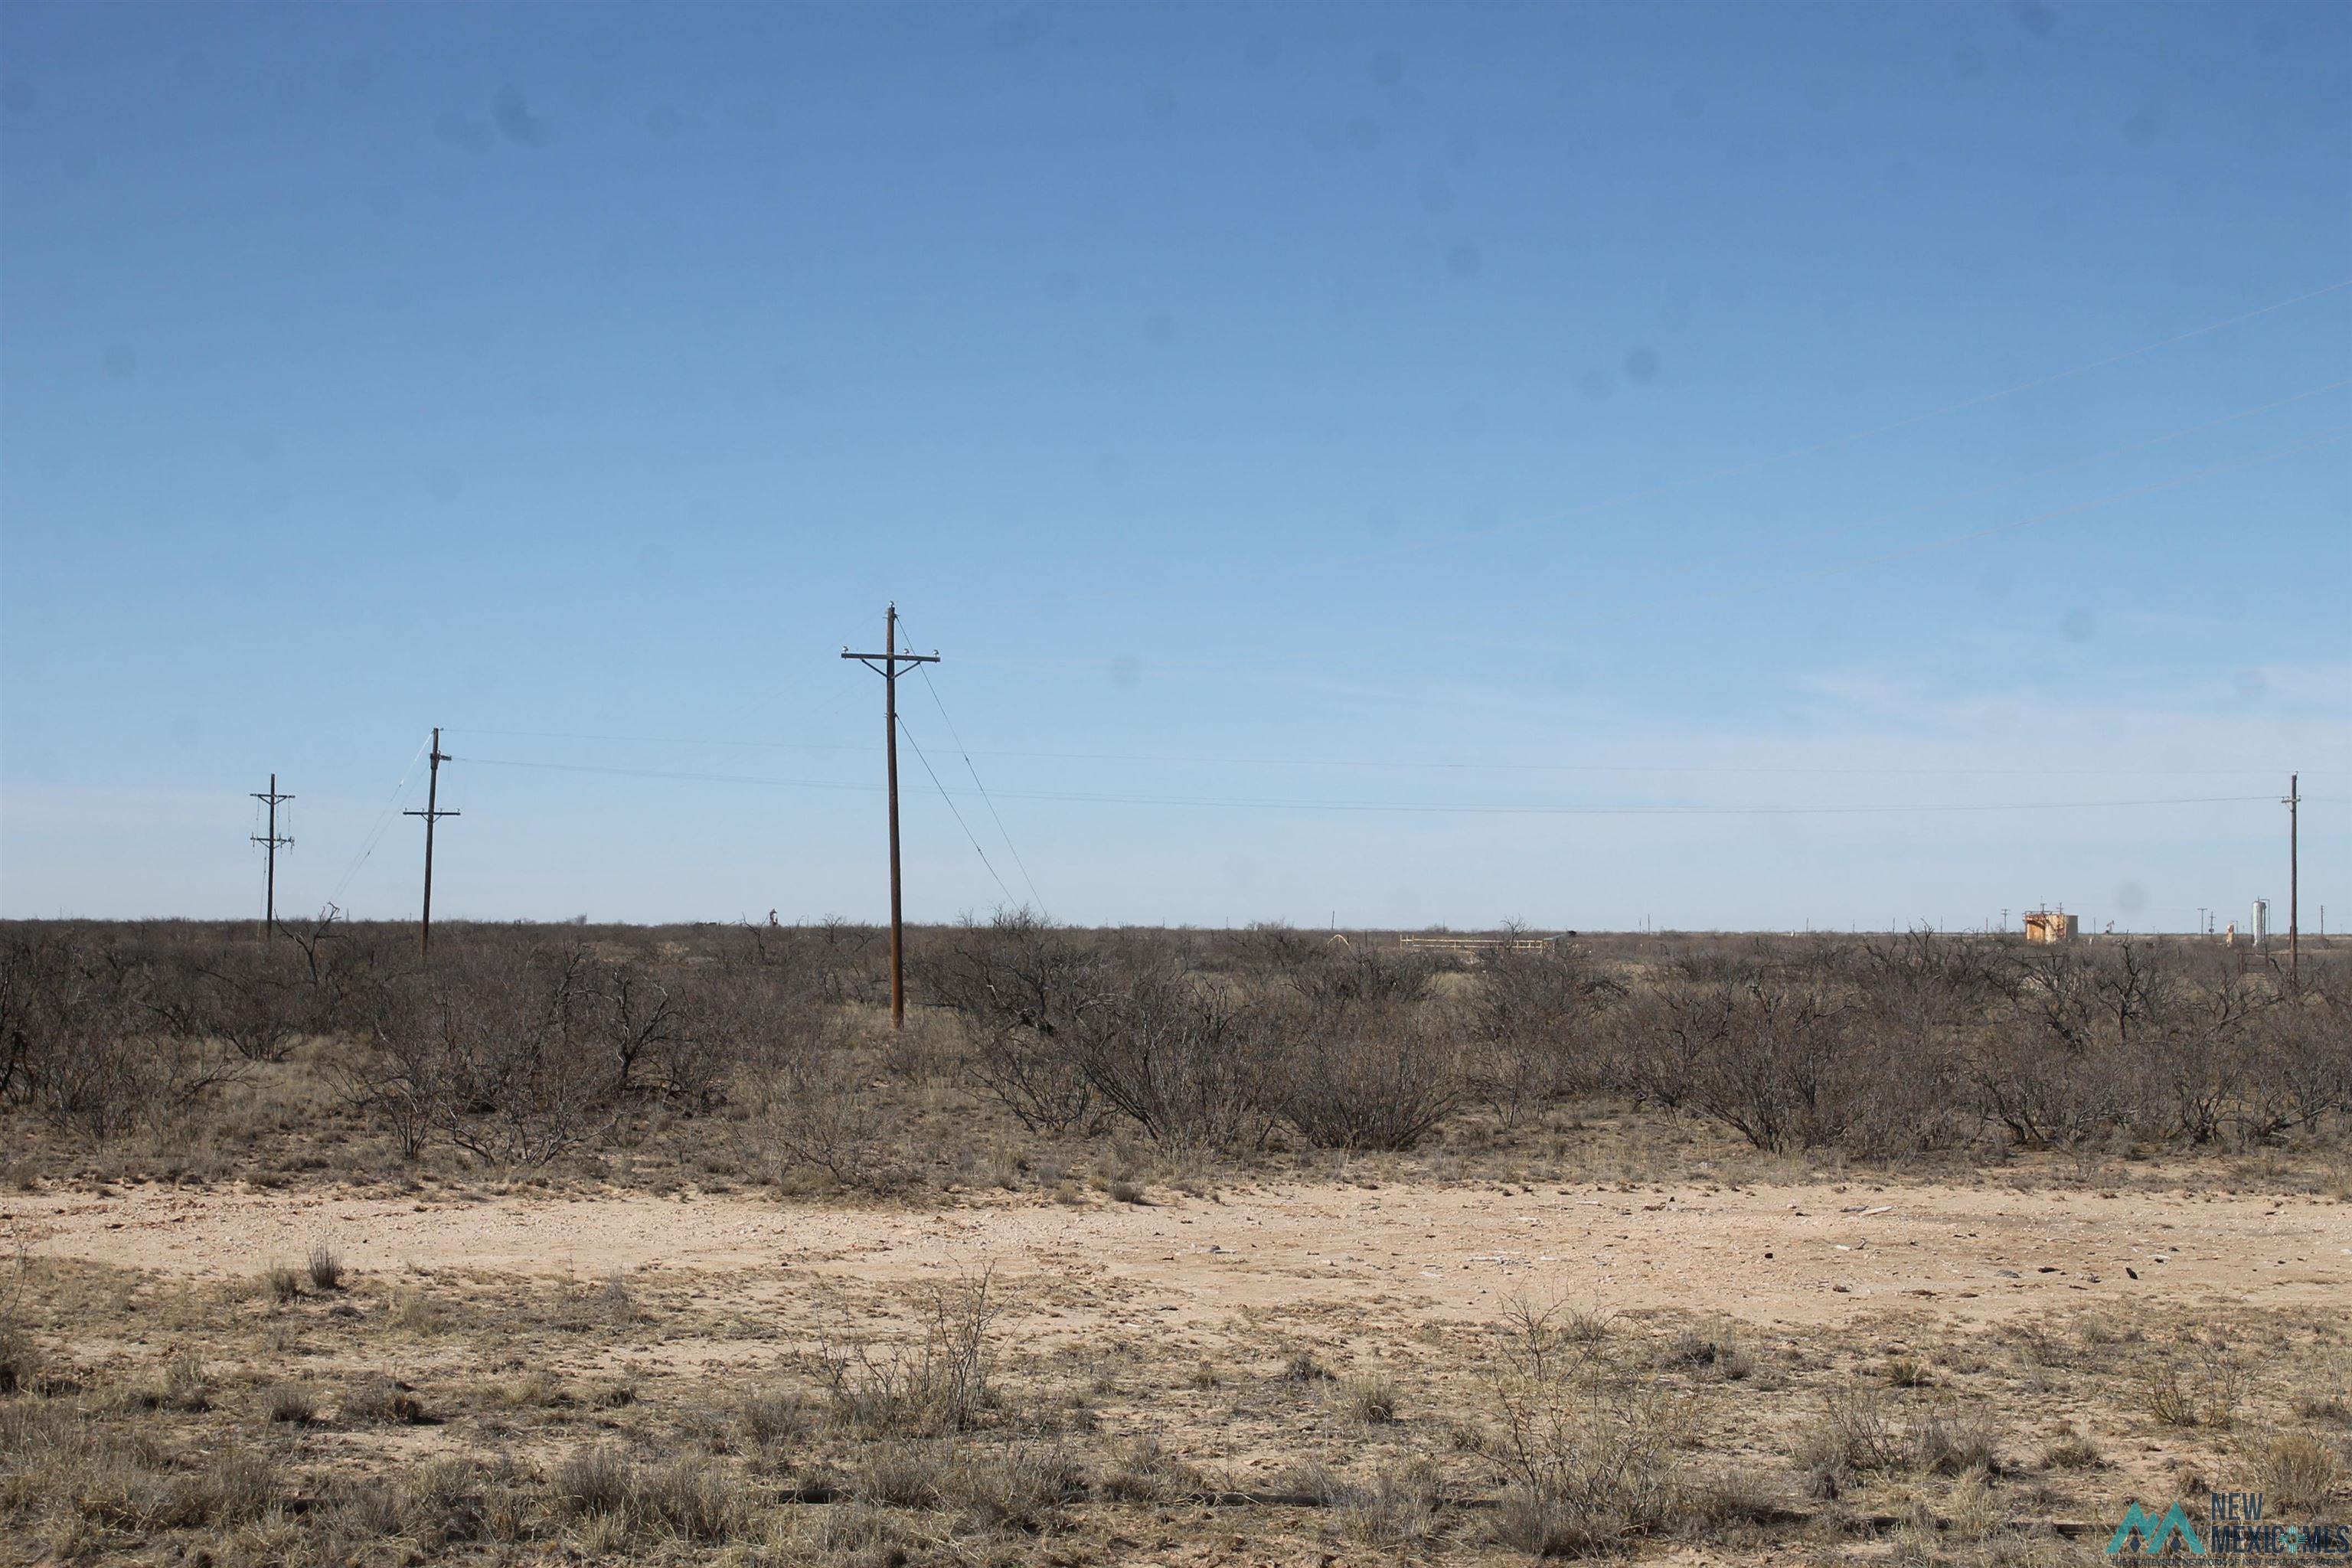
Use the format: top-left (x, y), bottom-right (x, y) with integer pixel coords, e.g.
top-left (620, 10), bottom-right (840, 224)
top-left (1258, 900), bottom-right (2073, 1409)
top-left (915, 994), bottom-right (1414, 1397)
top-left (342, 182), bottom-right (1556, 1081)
top-left (2023, 910), bottom-right (2078, 944)
top-left (1398, 933), bottom-right (1557, 962)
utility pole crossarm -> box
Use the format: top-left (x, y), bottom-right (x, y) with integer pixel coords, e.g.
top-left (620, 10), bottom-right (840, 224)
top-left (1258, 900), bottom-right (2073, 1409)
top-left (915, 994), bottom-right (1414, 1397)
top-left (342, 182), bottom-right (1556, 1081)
top-left (841, 604), bottom-right (942, 1031)
top-left (2285, 773), bottom-right (2301, 985)
top-left (403, 728), bottom-right (459, 959)
top-left (250, 773), bottom-right (295, 941)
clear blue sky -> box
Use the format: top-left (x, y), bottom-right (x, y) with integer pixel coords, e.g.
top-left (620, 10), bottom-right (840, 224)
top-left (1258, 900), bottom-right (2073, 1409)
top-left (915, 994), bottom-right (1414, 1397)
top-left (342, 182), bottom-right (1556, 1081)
top-left (3, 1), bottom-right (2346, 933)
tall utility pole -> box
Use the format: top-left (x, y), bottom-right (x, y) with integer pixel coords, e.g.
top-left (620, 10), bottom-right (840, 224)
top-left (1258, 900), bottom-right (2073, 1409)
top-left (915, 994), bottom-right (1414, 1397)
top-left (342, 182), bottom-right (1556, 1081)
top-left (2285, 773), bottom-right (2301, 984)
top-left (250, 773), bottom-right (294, 942)
top-left (403, 729), bottom-right (459, 960)
top-left (843, 605), bottom-right (940, 1030)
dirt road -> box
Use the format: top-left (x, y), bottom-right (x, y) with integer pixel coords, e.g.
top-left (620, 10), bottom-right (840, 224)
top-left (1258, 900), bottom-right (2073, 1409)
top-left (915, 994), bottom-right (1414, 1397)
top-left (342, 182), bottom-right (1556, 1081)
top-left (8, 1176), bottom-right (2343, 1331)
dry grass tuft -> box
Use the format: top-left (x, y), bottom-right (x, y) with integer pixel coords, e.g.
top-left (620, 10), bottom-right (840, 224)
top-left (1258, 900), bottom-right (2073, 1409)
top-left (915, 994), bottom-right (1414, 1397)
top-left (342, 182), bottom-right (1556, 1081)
top-left (1342, 1372), bottom-right (1400, 1423)
top-left (263, 1383), bottom-right (316, 1425)
top-left (1095, 1436), bottom-right (1201, 1503)
top-left (1336, 1457), bottom-right (1445, 1550)
top-left (822, 1266), bottom-right (998, 1438)
top-left (1796, 1388), bottom-right (2002, 1499)
top-left (2256, 1432), bottom-right (2346, 1512)
top-left (260, 1262), bottom-right (302, 1305)
top-left (341, 1375), bottom-right (430, 1425)
top-left (306, 1242), bottom-right (345, 1291)
top-left (2042, 1429), bottom-right (2102, 1470)
top-left (737, 1387), bottom-right (812, 1450)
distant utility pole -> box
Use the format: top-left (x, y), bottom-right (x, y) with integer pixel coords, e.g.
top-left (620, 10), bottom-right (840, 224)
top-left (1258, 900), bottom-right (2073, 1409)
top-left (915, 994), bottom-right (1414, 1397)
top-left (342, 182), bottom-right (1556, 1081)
top-left (403, 728), bottom-right (459, 960)
top-left (2285, 773), bottom-right (2301, 983)
top-left (250, 773), bottom-right (294, 942)
top-left (843, 605), bottom-right (940, 1031)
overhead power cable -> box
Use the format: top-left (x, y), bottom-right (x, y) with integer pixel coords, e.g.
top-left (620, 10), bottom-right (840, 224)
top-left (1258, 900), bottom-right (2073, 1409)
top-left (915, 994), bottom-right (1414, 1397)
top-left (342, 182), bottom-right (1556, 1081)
top-left (438, 729), bottom-right (2344, 780)
top-left (892, 715), bottom-right (1019, 907)
top-left (452, 756), bottom-right (2283, 819)
top-left (326, 735), bottom-right (432, 910)
top-left (891, 613), bottom-right (1048, 916)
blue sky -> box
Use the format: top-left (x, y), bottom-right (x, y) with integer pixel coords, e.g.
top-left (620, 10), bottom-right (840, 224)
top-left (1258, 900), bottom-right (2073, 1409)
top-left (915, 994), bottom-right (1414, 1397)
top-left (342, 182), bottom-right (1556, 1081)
top-left (2, 0), bottom-right (2346, 932)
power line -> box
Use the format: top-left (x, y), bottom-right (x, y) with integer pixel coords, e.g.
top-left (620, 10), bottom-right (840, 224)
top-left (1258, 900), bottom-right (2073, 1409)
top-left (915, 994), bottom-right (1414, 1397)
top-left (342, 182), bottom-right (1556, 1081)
top-left (452, 755), bottom-right (2285, 819)
top-left (920, 668), bottom-right (1047, 915)
top-left (249, 773), bottom-right (294, 942)
top-left (893, 612), bottom-right (1047, 916)
top-left (841, 604), bottom-right (940, 1031)
top-left (403, 728), bottom-right (459, 959)
top-left (440, 731), bottom-right (2346, 780)
top-left (325, 736), bottom-right (431, 910)
top-left (897, 713), bottom-right (1018, 909)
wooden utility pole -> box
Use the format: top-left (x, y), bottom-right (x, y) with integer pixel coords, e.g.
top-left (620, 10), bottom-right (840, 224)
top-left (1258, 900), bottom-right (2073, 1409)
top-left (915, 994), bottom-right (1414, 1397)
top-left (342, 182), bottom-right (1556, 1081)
top-left (250, 773), bottom-right (293, 942)
top-left (403, 729), bottom-right (459, 959)
top-left (2285, 772), bottom-right (2300, 984)
top-left (843, 605), bottom-right (940, 1029)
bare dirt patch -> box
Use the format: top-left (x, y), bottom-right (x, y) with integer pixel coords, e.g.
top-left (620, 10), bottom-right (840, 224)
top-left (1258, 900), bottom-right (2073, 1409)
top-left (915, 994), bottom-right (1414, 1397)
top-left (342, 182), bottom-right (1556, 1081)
top-left (12, 1176), bottom-right (2345, 1329)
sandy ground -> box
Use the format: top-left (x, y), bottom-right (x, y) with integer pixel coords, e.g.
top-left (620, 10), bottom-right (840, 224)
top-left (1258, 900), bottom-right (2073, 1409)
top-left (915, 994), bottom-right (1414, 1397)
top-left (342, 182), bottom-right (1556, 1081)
top-left (8, 1177), bottom-right (2345, 1332)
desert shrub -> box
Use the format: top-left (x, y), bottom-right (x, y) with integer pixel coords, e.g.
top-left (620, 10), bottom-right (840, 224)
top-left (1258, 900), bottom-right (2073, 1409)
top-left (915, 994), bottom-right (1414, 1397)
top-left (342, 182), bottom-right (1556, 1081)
top-left (926, 910), bottom-right (1103, 1133)
top-left (822, 1268), bottom-right (997, 1436)
top-left (1664, 1325), bottom-right (1754, 1382)
top-left (748, 1024), bottom-right (908, 1193)
top-left (1478, 1295), bottom-right (1703, 1554)
top-left (1795, 1389), bottom-right (1900, 1498)
top-left (2255, 1432), bottom-right (2346, 1511)
top-left (2142, 1354), bottom-right (2239, 1429)
top-left (1338, 1457), bottom-right (1445, 1550)
top-left (1, 929), bottom-right (247, 1141)
top-left (347, 944), bottom-right (618, 1165)
top-left (1795, 1389), bottom-right (2003, 1498)
top-left (554, 1444), bottom-right (636, 1517)
top-left (122, 1351), bottom-right (212, 1413)
top-left (0, 1321), bottom-right (34, 1398)
top-left (426, 946), bottom-right (615, 1165)
top-left (0, 1403), bottom-right (279, 1531)
top-left (1279, 1018), bottom-right (1463, 1152)
top-left (1622, 977), bottom-right (1860, 1152)
top-left (0, 1256), bottom-right (36, 1397)
top-left (1462, 944), bottom-right (1623, 1125)
top-left (2043, 1430), bottom-right (2101, 1469)
top-left (590, 957), bottom-right (720, 1103)
top-left (1069, 966), bottom-right (1281, 1154)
